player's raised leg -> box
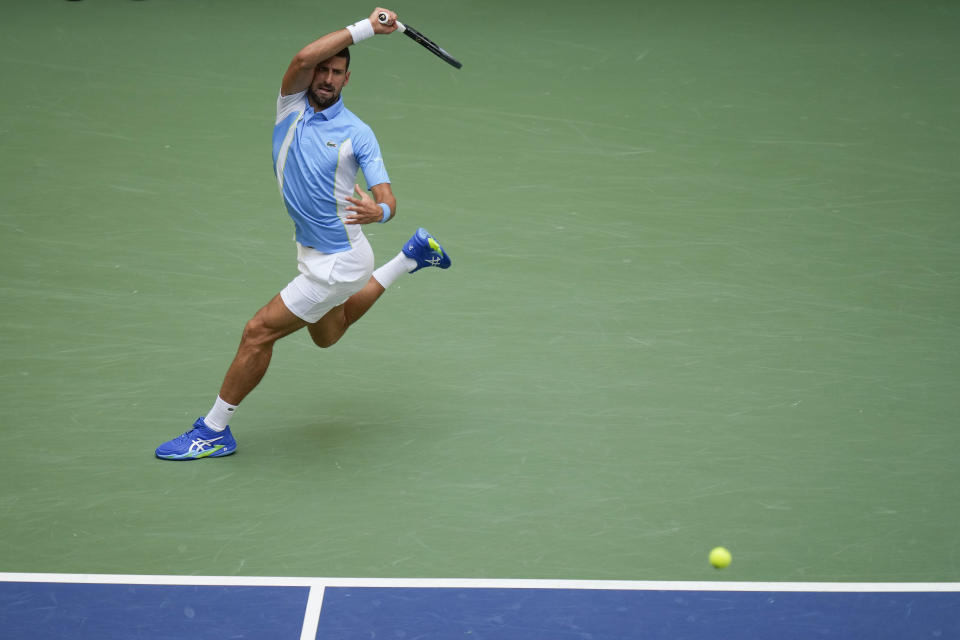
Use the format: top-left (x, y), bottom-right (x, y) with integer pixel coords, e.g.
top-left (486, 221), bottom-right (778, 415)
top-left (306, 227), bottom-right (452, 348)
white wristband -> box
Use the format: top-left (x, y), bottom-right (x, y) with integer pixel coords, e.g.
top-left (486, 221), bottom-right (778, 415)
top-left (345, 19), bottom-right (375, 44)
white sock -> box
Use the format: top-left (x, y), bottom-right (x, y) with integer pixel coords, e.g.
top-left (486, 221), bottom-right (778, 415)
top-left (372, 252), bottom-right (418, 288)
top-left (204, 396), bottom-right (237, 431)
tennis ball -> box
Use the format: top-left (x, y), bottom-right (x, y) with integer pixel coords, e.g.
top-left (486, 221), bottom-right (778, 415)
top-left (709, 546), bottom-right (732, 569)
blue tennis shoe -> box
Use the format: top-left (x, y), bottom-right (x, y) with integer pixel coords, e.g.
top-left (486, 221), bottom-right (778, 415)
top-left (155, 418), bottom-right (237, 460)
top-left (402, 228), bottom-right (451, 273)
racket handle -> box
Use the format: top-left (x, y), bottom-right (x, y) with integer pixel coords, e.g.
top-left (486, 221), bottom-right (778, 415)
top-left (377, 12), bottom-right (406, 33)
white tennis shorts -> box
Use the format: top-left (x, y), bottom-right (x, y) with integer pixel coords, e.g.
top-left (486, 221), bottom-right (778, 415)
top-left (280, 235), bottom-right (375, 323)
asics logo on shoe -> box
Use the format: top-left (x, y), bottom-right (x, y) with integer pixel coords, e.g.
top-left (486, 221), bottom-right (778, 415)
top-left (188, 436), bottom-right (224, 455)
top-left (425, 238), bottom-right (444, 265)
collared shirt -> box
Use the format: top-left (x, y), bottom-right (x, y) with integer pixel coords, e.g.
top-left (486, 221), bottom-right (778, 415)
top-left (272, 91), bottom-right (390, 253)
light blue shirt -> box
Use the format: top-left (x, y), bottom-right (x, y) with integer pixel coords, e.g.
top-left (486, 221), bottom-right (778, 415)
top-left (272, 92), bottom-right (390, 253)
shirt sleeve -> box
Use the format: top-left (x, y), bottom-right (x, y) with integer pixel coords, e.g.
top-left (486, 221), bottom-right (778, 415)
top-left (352, 125), bottom-right (391, 188)
top-left (276, 91), bottom-right (306, 126)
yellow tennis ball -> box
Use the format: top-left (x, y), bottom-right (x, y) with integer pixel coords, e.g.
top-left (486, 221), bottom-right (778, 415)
top-left (709, 546), bottom-right (732, 569)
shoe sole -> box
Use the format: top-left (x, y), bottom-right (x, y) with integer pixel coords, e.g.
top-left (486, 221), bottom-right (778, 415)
top-left (156, 446), bottom-right (237, 461)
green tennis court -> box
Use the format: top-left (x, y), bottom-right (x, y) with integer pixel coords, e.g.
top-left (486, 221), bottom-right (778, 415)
top-left (1, 0), bottom-right (958, 590)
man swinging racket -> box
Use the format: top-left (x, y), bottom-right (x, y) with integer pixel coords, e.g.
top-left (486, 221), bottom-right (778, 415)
top-left (156, 7), bottom-right (451, 460)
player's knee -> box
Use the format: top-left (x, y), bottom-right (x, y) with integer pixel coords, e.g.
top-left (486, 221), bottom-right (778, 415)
top-left (309, 332), bottom-right (339, 349)
top-left (307, 321), bottom-right (346, 349)
top-left (240, 316), bottom-right (273, 348)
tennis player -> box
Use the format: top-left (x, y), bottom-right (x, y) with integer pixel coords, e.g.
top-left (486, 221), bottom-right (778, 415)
top-left (156, 7), bottom-right (451, 460)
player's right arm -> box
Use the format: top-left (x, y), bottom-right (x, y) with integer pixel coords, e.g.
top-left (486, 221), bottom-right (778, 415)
top-left (280, 8), bottom-right (399, 96)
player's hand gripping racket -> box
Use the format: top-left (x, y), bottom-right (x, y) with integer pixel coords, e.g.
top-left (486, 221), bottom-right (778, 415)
top-left (377, 12), bottom-right (463, 69)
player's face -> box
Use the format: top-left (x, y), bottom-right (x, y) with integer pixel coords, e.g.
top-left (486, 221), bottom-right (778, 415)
top-left (309, 56), bottom-right (350, 110)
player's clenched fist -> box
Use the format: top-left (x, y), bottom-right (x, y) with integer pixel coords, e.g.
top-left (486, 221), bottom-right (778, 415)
top-left (370, 8), bottom-right (399, 33)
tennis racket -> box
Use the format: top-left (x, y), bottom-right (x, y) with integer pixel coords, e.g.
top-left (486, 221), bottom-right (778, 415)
top-left (377, 13), bottom-right (463, 69)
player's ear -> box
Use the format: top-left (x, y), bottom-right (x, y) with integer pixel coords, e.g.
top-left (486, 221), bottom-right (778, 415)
top-left (344, 70), bottom-right (350, 86)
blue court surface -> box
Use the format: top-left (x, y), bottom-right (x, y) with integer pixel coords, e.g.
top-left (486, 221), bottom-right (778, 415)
top-left (1, 574), bottom-right (958, 639)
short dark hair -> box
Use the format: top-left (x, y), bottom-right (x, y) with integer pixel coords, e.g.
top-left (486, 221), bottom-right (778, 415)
top-left (333, 47), bottom-right (350, 70)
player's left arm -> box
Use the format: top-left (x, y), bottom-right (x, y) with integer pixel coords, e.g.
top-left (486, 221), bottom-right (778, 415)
top-left (345, 182), bottom-right (396, 224)
top-left (346, 125), bottom-right (394, 224)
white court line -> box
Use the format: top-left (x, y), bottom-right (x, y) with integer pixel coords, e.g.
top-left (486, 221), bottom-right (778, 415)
top-left (299, 586), bottom-right (325, 640)
top-left (1, 572), bottom-right (959, 593)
